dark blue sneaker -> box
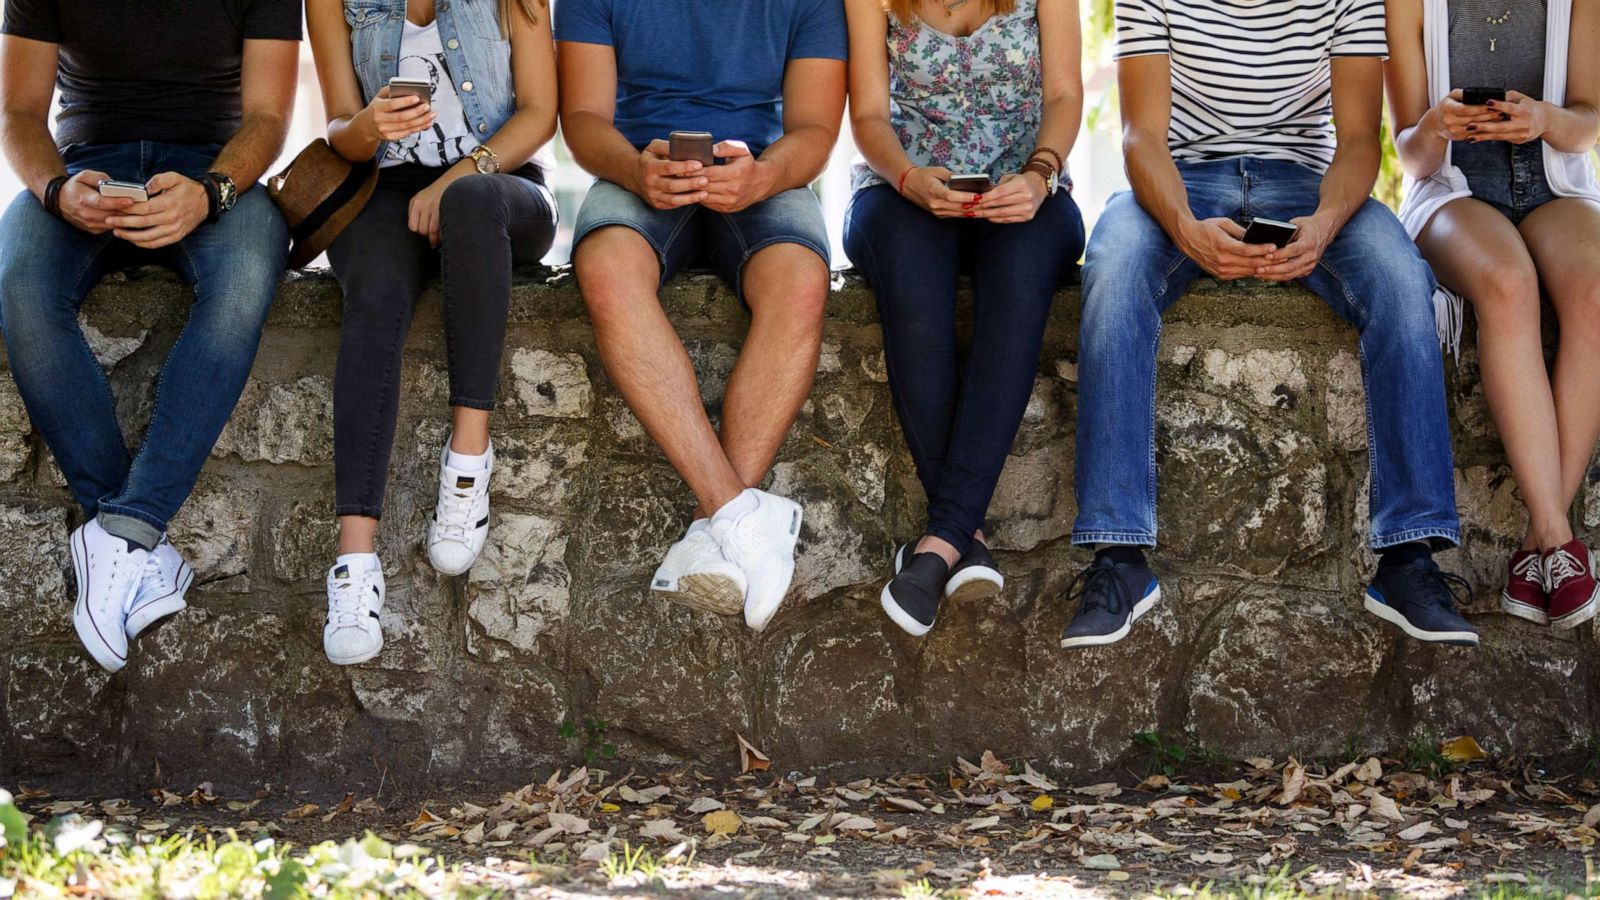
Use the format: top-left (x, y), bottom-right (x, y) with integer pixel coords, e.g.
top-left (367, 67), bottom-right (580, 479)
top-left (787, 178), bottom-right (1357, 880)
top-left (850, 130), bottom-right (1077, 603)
top-left (1364, 558), bottom-right (1479, 646)
top-left (1060, 557), bottom-right (1161, 648)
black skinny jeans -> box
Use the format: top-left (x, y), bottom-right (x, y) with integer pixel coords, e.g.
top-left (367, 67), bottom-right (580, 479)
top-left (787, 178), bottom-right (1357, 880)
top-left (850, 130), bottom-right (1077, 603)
top-left (327, 163), bottom-right (556, 519)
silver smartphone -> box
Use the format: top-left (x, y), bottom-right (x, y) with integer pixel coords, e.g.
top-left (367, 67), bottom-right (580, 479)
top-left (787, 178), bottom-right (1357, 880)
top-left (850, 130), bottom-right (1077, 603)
top-left (97, 179), bottom-right (150, 203)
top-left (387, 76), bottom-right (432, 103)
top-left (947, 173), bottom-right (997, 194)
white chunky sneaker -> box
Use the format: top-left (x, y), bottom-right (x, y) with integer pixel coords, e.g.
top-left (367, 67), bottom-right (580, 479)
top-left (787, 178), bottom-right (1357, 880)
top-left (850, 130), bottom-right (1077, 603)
top-left (709, 489), bottom-right (803, 632)
top-left (70, 520), bottom-right (148, 673)
top-left (126, 538), bottom-right (193, 641)
top-left (427, 438), bottom-right (493, 576)
top-left (651, 523), bottom-right (747, 616)
top-left (324, 560), bottom-right (385, 666)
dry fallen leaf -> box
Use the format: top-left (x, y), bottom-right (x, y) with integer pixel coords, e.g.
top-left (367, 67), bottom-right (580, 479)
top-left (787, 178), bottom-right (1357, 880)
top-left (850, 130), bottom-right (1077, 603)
top-left (686, 797), bottom-right (725, 814)
top-left (282, 804), bottom-right (319, 820)
top-left (618, 785), bottom-right (672, 805)
top-left (1031, 795), bottom-right (1054, 813)
top-left (1082, 853), bottom-right (1121, 870)
top-left (703, 810), bottom-right (742, 836)
top-left (1278, 760), bottom-right (1307, 806)
top-left (736, 734), bottom-right (771, 774)
top-left (1440, 736), bottom-right (1489, 763)
top-left (638, 818), bottom-right (689, 842)
top-left (547, 813), bottom-right (589, 835)
top-left (1366, 792), bottom-right (1404, 822)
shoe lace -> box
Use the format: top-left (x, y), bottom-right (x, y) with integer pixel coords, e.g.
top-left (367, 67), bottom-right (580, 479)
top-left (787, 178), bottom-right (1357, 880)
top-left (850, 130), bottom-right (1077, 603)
top-left (327, 574), bottom-right (370, 628)
top-left (1511, 552), bottom-right (1542, 583)
top-left (434, 482), bottom-right (481, 542)
top-left (1546, 548), bottom-right (1587, 587)
top-left (1065, 559), bottom-right (1132, 618)
top-left (1401, 559), bottom-right (1472, 615)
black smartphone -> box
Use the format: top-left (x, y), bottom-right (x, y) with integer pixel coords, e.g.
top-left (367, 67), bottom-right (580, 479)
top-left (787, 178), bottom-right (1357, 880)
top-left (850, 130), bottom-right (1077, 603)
top-left (387, 76), bottom-right (432, 103)
top-left (947, 173), bottom-right (996, 194)
top-left (1242, 217), bottom-right (1299, 248)
top-left (1461, 86), bottom-right (1506, 106)
top-left (97, 179), bottom-right (150, 202)
top-left (669, 130), bottom-right (715, 166)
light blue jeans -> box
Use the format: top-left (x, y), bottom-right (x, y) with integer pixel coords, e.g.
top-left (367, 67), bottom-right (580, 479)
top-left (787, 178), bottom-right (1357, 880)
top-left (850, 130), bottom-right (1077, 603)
top-left (0, 141), bottom-right (288, 548)
top-left (1073, 157), bottom-right (1460, 550)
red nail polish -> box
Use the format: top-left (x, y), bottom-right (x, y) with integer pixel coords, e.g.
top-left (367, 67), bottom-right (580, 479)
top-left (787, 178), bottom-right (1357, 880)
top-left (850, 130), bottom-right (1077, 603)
top-left (964, 211), bottom-right (976, 218)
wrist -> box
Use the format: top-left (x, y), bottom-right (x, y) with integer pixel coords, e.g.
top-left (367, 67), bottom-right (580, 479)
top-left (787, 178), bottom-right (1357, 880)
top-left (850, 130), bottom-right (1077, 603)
top-left (752, 157), bottom-right (779, 200)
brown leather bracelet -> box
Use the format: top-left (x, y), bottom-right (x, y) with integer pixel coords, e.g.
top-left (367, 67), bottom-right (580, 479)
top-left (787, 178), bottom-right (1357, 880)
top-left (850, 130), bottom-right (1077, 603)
top-left (1030, 147), bottom-right (1064, 173)
top-left (1021, 160), bottom-right (1055, 184)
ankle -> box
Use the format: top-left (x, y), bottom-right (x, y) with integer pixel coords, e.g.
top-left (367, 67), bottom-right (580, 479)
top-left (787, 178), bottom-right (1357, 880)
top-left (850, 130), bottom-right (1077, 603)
top-left (1094, 545), bottom-right (1147, 567)
top-left (914, 535), bottom-right (960, 568)
top-left (1378, 541), bottom-right (1432, 570)
top-left (448, 428), bottom-right (491, 456)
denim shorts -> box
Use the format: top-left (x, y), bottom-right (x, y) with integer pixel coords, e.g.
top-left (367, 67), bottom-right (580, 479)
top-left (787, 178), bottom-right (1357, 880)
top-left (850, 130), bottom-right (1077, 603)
top-left (572, 180), bottom-right (830, 305)
top-left (1455, 138), bottom-right (1557, 224)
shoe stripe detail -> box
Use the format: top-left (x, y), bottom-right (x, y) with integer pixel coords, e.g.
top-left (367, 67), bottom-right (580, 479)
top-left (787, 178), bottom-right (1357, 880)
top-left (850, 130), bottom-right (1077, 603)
top-left (75, 527), bottom-right (126, 663)
top-left (1362, 593), bottom-right (1479, 645)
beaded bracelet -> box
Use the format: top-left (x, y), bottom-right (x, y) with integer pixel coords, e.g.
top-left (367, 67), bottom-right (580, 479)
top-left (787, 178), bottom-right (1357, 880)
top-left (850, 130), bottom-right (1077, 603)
top-left (43, 175), bottom-right (68, 219)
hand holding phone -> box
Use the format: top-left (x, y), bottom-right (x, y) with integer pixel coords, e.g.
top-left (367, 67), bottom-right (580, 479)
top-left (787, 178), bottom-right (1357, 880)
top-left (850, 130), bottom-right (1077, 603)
top-left (1460, 86), bottom-right (1506, 107)
top-left (371, 81), bottom-right (435, 142)
top-left (97, 179), bottom-right (150, 203)
top-left (387, 76), bottom-right (432, 103)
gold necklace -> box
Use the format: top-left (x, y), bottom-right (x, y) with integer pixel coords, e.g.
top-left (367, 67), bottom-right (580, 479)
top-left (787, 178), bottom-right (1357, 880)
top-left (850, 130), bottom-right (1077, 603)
top-left (943, 0), bottom-right (969, 12)
top-left (1486, 8), bottom-right (1511, 52)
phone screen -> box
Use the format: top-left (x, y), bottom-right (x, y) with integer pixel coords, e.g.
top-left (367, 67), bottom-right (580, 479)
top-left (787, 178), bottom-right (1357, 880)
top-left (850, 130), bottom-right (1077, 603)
top-left (1242, 218), bottom-right (1299, 247)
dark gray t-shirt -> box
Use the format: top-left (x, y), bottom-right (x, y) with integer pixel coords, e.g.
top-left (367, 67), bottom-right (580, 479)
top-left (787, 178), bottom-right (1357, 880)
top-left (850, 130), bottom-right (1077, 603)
top-left (1449, 0), bottom-right (1546, 99)
top-left (1, 0), bottom-right (302, 149)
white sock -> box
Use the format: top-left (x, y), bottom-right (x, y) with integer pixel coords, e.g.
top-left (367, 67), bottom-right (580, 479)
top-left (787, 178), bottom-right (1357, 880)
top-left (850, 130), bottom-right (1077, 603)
top-left (710, 489), bottom-right (758, 527)
top-left (686, 518), bottom-right (711, 537)
top-left (336, 552), bottom-right (381, 575)
top-left (446, 447), bottom-right (491, 472)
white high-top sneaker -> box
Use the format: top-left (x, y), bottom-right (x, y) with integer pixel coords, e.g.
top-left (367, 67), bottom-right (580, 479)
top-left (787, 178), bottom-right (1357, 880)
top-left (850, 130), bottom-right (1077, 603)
top-left (126, 538), bottom-right (193, 641)
top-left (427, 438), bottom-right (494, 576)
top-left (70, 520), bottom-right (149, 673)
top-left (651, 522), bottom-right (747, 616)
top-left (708, 489), bottom-right (803, 632)
top-left (324, 559), bottom-right (385, 666)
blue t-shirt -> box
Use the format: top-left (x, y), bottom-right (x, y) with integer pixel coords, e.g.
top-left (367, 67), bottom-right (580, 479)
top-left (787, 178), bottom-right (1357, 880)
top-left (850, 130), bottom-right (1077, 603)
top-left (555, 0), bottom-right (847, 156)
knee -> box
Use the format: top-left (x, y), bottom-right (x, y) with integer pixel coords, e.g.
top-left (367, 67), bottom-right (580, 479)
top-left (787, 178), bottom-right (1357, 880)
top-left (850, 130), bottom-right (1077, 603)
top-left (440, 175), bottom-right (503, 228)
top-left (573, 228), bottom-right (660, 324)
top-left (1468, 263), bottom-right (1540, 325)
top-left (745, 244), bottom-right (829, 328)
top-left (1553, 280), bottom-right (1600, 334)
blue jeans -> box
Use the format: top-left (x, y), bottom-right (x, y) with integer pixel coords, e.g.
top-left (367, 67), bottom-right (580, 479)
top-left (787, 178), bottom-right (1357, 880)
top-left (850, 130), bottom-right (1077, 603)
top-left (844, 184), bottom-right (1085, 554)
top-left (1074, 158), bottom-right (1460, 550)
top-left (0, 141), bottom-right (288, 548)
top-left (572, 180), bottom-right (830, 305)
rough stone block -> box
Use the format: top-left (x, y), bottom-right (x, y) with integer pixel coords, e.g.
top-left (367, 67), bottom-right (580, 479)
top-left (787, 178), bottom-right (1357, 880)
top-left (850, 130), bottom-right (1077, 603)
top-left (214, 375), bottom-right (334, 465)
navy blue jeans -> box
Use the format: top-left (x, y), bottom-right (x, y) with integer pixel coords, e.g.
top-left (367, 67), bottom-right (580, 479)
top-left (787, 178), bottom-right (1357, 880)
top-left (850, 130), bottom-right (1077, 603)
top-left (844, 184), bottom-right (1085, 555)
top-left (1074, 158), bottom-right (1460, 549)
top-left (0, 141), bottom-right (288, 548)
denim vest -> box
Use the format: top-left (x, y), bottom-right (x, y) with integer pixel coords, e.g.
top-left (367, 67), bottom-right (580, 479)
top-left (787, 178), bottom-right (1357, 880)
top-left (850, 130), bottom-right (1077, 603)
top-left (344, 0), bottom-right (514, 159)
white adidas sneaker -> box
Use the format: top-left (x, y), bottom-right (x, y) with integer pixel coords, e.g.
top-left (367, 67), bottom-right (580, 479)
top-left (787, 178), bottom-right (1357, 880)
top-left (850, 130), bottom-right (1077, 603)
top-left (708, 489), bottom-right (803, 632)
top-left (324, 560), bottom-right (385, 666)
top-left (427, 438), bottom-right (493, 576)
top-left (651, 523), bottom-right (747, 616)
top-left (126, 538), bottom-right (193, 641)
top-left (70, 520), bottom-right (149, 673)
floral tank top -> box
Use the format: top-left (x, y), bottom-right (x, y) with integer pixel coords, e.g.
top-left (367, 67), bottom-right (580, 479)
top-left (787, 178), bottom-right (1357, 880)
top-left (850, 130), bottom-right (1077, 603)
top-left (852, 0), bottom-right (1047, 191)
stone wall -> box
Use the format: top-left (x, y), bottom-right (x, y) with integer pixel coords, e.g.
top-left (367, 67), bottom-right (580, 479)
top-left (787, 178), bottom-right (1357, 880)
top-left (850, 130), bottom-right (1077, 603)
top-left (1, 267), bottom-right (1594, 791)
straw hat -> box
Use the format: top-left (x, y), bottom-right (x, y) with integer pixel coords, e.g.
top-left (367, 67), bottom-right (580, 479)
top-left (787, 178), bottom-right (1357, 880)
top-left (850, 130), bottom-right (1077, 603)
top-left (268, 139), bottom-right (379, 268)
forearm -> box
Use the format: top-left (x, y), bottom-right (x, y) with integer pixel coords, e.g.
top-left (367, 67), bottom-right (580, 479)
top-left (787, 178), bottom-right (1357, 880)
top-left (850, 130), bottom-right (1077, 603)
top-left (854, 115), bottom-right (916, 184)
top-left (1538, 100), bottom-right (1600, 154)
top-left (562, 110), bottom-right (648, 192)
top-left (1125, 134), bottom-right (1197, 244)
top-left (479, 105), bottom-right (557, 170)
top-left (754, 123), bottom-right (835, 198)
top-left (328, 107), bottom-right (383, 163)
top-left (211, 111), bottom-right (292, 191)
top-left (1395, 106), bottom-right (1450, 179)
top-left (1033, 94), bottom-right (1083, 164)
top-left (1314, 139), bottom-right (1380, 232)
top-left (2, 112), bottom-right (66, 199)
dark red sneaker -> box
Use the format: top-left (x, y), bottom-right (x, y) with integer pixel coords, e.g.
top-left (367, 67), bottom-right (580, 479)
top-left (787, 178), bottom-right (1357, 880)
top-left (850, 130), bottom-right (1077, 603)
top-left (1501, 549), bottom-right (1549, 625)
top-left (1543, 539), bottom-right (1600, 630)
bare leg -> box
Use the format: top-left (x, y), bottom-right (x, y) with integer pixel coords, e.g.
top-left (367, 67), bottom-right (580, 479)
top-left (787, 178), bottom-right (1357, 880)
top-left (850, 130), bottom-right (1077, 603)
top-left (718, 242), bottom-right (829, 487)
top-left (1418, 197), bottom-right (1569, 549)
top-left (450, 408), bottom-right (492, 455)
top-left (1519, 198), bottom-right (1600, 515)
top-left (574, 227), bottom-right (745, 514)
top-left (338, 515), bottom-right (379, 555)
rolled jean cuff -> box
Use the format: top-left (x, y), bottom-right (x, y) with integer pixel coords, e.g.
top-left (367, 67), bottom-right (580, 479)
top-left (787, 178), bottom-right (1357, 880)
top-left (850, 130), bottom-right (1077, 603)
top-left (335, 504), bottom-right (384, 520)
top-left (1071, 529), bottom-right (1157, 549)
top-left (448, 396), bottom-right (496, 412)
top-left (96, 508), bottom-right (163, 551)
top-left (1371, 525), bottom-right (1461, 551)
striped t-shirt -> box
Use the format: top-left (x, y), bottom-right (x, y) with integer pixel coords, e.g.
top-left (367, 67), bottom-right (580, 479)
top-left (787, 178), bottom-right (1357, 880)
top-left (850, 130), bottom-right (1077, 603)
top-left (1114, 0), bottom-right (1388, 172)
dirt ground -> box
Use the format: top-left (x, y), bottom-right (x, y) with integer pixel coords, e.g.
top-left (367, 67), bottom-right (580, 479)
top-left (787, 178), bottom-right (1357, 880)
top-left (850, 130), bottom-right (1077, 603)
top-left (8, 748), bottom-right (1598, 897)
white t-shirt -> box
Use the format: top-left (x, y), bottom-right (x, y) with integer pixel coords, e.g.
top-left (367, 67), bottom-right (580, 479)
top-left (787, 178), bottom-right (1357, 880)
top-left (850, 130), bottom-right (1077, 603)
top-left (382, 19), bottom-right (483, 168)
top-left (1114, 0), bottom-right (1388, 173)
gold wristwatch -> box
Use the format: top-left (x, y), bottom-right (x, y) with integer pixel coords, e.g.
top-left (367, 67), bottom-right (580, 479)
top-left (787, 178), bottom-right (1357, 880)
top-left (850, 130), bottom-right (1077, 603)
top-left (469, 145), bottom-right (501, 174)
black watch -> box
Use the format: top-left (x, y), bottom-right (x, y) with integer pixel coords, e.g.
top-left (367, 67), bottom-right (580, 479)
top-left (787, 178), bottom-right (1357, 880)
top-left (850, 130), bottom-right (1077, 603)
top-left (205, 172), bottom-right (237, 222)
